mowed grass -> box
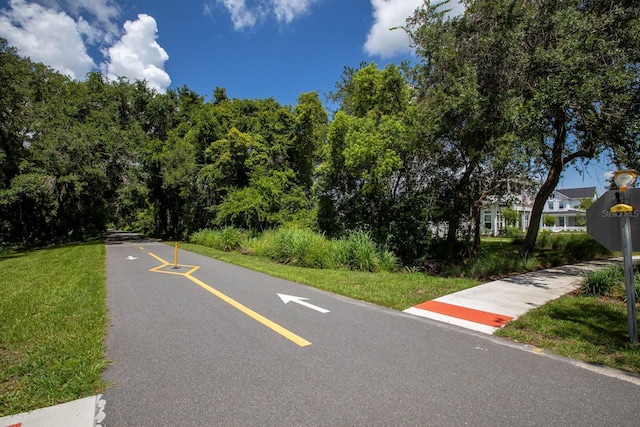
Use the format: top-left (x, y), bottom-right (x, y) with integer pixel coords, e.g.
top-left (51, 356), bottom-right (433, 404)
top-left (180, 243), bottom-right (479, 311)
top-left (495, 294), bottom-right (640, 375)
top-left (0, 243), bottom-right (109, 416)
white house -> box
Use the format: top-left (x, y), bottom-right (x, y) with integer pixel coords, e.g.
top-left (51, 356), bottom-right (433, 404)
top-left (482, 186), bottom-right (597, 236)
top-left (542, 187), bottom-right (597, 232)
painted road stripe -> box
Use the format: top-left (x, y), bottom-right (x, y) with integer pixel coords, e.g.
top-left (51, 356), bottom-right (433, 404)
top-left (414, 300), bottom-right (512, 327)
top-left (148, 252), bottom-right (311, 347)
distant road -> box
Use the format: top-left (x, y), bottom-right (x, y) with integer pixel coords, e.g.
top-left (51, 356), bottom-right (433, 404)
top-left (103, 241), bottom-right (639, 426)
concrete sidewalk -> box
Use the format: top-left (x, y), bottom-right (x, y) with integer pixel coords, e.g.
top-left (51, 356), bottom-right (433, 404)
top-left (0, 395), bottom-right (105, 427)
top-left (404, 259), bottom-right (628, 334)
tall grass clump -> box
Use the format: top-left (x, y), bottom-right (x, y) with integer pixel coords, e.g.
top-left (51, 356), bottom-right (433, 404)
top-left (258, 227), bottom-right (335, 269)
top-left (535, 232), bottom-right (609, 261)
top-left (466, 253), bottom-right (541, 279)
top-left (581, 266), bottom-right (621, 296)
top-left (378, 245), bottom-right (399, 272)
top-left (189, 227), bottom-right (248, 252)
top-left (333, 230), bottom-right (395, 272)
top-left (190, 227), bottom-right (399, 273)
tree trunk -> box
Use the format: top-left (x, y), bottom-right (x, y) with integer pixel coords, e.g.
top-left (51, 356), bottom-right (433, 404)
top-left (471, 201), bottom-right (482, 258)
top-left (522, 111), bottom-right (567, 256)
top-left (521, 168), bottom-right (562, 256)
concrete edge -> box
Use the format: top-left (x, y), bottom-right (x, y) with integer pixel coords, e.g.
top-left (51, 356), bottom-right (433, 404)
top-left (0, 395), bottom-right (105, 427)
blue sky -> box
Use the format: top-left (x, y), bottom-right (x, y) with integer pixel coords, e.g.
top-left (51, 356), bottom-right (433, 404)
top-left (0, 0), bottom-right (614, 193)
top-left (0, 0), bottom-right (456, 104)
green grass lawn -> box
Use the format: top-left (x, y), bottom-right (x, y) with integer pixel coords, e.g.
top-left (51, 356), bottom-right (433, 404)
top-left (0, 243), bottom-right (109, 417)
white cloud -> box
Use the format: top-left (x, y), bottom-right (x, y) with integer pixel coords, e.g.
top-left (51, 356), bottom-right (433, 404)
top-left (215, 0), bottom-right (317, 29)
top-left (364, 0), bottom-right (465, 59)
top-left (0, 0), bottom-right (96, 79)
top-left (62, 0), bottom-right (120, 43)
top-left (271, 0), bottom-right (316, 24)
top-left (218, 0), bottom-right (257, 30)
top-left (102, 14), bottom-right (171, 93)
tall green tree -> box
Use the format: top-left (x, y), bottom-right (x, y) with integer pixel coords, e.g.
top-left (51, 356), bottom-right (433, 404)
top-left (406, 0), bottom-right (640, 256)
top-left (319, 63), bottom-right (424, 259)
top-left (404, 2), bottom-right (527, 258)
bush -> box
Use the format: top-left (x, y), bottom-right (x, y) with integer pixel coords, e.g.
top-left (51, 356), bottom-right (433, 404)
top-left (259, 227), bottom-right (335, 269)
top-left (535, 232), bottom-right (609, 262)
top-left (465, 253), bottom-right (540, 279)
top-left (190, 226), bottom-right (400, 273)
top-left (378, 246), bottom-right (399, 272)
top-left (580, 266), bottom-right (622, 296)
top-left (345, 230), bottom-right (379, 272)
top-left (189, 227), bottom-right (248, 252)
top-left (503, 226), bottom-right (524, 238)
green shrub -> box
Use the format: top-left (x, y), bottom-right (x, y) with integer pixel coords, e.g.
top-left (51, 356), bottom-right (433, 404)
top-left (536, 229), bottom-right (551, 249)
top-left (190, 226), bottom-right (400, 273)
top-left (378, 246), bottom-right (399, 272)
top-left (536, 232), bottom-right (609, 261)
top-left (564, 234), bottom-right (609, 261)
top-left (503, 226), bottom-right (524, 238)
top-left (466, 253), bottom-right (541, 279)
top-left (260, 227), bottom-right (336, 269)
top-left (580, 266), bottom-right (622, 296)
top-left (189, 227), bottom-right (247, 252)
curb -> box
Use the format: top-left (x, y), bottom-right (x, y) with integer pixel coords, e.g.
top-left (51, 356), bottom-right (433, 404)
top-left (0, 395), bottom-right (105, 427)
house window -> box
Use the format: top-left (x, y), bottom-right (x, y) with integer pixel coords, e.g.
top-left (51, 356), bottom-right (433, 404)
top-left (558, 217), bottom-right (565, 227)
top-left (559, 201), bottom-right (565, 209)
top-left (496, 211), bottom-right (504, 231)
top-left (548, 201), bottom-right (554, 210)
top-left (524, 212), bottom-right (530, 228)
top-left (484, 211), bottom-right (492, 230)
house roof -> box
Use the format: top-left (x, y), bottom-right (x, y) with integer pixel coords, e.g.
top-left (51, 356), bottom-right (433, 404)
top-left (556, 187), bottom-right (596, 199)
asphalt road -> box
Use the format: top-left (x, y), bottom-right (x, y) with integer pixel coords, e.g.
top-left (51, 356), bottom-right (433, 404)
top-left (103, 241), bottom-right (640, 426)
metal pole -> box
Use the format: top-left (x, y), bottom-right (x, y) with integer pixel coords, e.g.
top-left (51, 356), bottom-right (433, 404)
top-left (620, 205), bottom-right (638, 344)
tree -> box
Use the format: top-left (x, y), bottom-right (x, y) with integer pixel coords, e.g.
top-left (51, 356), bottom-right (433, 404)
top-left (404, 2), bottom-right (528, 258)
top-left (502, 207), bottom-right (519, 228)
top-left (318, 64), bottom-right (413, 247)
top-left (543, 214), bottom-right (557, 228)
top-left (405, 0), bottom-right (640, 256)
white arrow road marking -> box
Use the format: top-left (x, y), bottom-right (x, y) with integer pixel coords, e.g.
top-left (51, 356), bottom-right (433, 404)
top-left (278, 293), bottom-right (330, 314)
top-left (125, 256), bottom-right (138, 260)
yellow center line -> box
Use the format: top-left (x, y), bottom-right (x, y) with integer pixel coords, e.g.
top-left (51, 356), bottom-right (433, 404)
top-left (147, 252), bottom-right (311, 347)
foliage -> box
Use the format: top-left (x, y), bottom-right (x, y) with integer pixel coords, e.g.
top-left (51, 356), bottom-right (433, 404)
top-left (190, 227), bottom-right (398, 273)
top-left (181, 242), bottom-right (478, 311)
top-left (532, 232), bottom-right (609, 263)
top-left (543, 214), bottom-right (556, 227)
top-left (0, 39), bottom-right (326, 245)
top-left (404, 0), bottom-right (640, 257)
top-left (580, 266), bottom-right (622, 296)
top-left (464, 253), bottom-right (540, 279)
top-left (189, 227), bottom-right (249, 252)
top-left (581, 264), bottom-right (640, 298)
top-left (501, 207), bottom-right (519, 227)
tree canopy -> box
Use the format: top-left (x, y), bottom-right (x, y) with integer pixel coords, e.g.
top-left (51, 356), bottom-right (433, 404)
top-left (1, 0), bottom-right (638, 267)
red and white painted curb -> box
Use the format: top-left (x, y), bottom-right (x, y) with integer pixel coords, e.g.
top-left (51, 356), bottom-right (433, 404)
top-left (405, 299), bottom-right (513, 334)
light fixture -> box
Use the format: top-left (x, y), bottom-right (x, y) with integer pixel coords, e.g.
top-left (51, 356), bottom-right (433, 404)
top-left (613, 170), bottom-right (637, 192)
